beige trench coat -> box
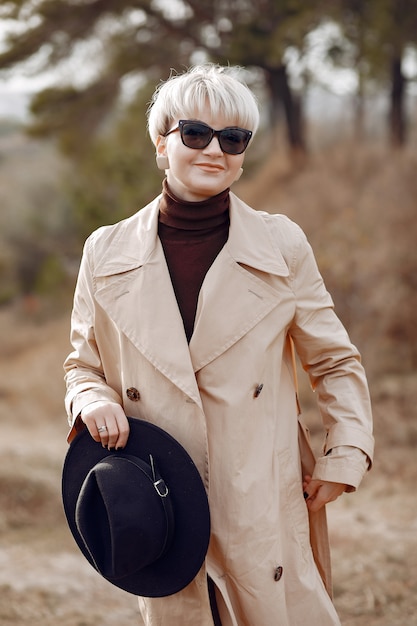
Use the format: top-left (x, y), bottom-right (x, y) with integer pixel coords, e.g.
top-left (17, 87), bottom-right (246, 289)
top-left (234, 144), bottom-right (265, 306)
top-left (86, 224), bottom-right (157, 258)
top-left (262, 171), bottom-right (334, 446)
top-left (65, 193), bottom-right (374, 626)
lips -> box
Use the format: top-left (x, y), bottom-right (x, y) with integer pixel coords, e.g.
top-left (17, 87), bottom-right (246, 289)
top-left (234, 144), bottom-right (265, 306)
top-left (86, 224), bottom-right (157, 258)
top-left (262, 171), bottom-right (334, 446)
top-left (195, 163), bottom-right (225, 172)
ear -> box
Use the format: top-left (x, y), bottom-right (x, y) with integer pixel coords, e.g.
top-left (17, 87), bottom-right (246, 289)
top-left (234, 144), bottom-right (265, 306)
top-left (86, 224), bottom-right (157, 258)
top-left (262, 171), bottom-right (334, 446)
top-left (156, 136), bottom-right (169, 170)
top-left (156, 135), bottom-right (167, 156)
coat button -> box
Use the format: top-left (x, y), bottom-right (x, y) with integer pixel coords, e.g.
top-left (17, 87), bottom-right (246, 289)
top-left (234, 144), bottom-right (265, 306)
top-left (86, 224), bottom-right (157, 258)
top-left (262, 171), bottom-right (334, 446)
top-left (274, 566), bottom-right (283, 581)
top-left (254, 383), bottom-right (264, 398)
top-left (126, 387), bottom-right (140, 401)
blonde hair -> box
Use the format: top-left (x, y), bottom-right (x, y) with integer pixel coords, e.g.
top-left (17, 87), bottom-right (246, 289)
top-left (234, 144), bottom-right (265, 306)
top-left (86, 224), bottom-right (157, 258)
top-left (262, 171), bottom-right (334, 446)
top-left (147, 64), bottom-right (259, 146)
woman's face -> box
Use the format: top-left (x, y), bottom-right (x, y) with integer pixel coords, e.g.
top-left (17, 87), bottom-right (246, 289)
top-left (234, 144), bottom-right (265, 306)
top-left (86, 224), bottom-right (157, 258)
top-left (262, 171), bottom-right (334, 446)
top-left (156, 103), bottom-right (246, 202)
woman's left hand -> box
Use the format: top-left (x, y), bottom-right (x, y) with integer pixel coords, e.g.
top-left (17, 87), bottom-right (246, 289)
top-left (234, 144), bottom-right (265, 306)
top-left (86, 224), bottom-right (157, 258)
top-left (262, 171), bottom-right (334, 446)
top-left (303, 475), bottom-right (346, 512)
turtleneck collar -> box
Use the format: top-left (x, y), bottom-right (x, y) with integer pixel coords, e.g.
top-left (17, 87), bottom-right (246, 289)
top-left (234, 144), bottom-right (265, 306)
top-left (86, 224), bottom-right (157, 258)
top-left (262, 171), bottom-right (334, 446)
top-left (158, 179), bottom-right (230, 231)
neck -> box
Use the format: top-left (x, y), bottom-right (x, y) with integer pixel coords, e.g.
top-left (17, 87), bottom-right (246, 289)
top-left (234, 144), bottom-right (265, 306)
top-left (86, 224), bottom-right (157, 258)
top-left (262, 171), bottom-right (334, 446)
top-left (158, 179), bottom-right (230, 230)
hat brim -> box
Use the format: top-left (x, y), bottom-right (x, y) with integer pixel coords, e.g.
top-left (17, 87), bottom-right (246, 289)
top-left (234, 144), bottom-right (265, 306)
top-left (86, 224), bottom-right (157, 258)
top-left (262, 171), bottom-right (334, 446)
top-left (62, 417), bottom-right (210, 597)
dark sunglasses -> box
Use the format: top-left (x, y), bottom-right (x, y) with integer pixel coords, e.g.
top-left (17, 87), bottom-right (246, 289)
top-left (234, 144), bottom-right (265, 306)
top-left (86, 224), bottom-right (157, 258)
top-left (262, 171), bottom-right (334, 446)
top-left (165, 120), bottom-right (252, 155)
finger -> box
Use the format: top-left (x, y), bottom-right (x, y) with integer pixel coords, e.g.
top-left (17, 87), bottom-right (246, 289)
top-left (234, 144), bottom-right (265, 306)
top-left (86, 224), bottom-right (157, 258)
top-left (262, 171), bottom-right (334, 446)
top-left (96, 422), bottom-right (111, 447)
top-left (81, 402), bottom-right (126, 448)
top-left (98, 412), bottom-right (130, 450)
top-left (306, 482), bottom-right (345, 512)
top-left (99, 410), bottom-right (129, 450)
top-left (81, 404), bottom-right (110, 442)
top-left (302, 474), bottom-right (312, 497)
top-left (96, 413), bottom-right (121, 450)
top-left (92, 422), bottom-right (108, 443)
top-left (303, 477), bottom-right (321, 501)
top-left (306, 488), bottom-right (327, 512)
top-left (114, 414), bottom-right (130, 450)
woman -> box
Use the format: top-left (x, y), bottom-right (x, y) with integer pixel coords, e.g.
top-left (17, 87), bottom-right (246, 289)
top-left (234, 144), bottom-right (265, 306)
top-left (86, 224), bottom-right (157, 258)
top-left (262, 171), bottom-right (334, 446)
top-left (64, 64), bottom-right (374, 625)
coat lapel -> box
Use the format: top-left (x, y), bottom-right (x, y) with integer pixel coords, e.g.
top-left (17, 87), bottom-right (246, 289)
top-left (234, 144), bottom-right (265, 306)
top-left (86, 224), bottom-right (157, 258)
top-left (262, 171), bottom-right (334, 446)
top-left (189, 194), bottom-right (290, 371)
top-left (93, 199), bottom-right (202, 407)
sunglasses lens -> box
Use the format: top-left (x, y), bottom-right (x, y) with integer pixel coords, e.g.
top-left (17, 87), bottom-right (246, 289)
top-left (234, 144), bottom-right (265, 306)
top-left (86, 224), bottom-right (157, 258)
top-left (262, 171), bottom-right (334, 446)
top-left (179, 122), bottom-right (252, 154)
top-left (219, 129), bottom-right (251, 155)
top-left (181, 123), bottom-right (212, 149)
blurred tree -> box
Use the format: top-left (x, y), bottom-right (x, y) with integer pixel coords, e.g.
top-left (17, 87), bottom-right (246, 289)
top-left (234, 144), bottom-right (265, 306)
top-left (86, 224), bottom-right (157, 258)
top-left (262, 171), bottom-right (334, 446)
top-left (66, 84), bottom-right (163, 240)
top-left (0, 0), bottom-right (198, 155)
top-left (332, 0), bottom-right (417, 147)
top-left (380, 0), bottom-right (417, 147)
top-left (0, 0), bottom-right (327, 158)
top-left (210, 0), bottom-right (327, 158)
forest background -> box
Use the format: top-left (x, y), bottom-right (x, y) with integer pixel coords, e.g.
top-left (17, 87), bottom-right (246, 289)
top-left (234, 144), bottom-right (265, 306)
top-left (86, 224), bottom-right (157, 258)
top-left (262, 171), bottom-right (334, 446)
top-left (0, 1), bottom-right (416, 625)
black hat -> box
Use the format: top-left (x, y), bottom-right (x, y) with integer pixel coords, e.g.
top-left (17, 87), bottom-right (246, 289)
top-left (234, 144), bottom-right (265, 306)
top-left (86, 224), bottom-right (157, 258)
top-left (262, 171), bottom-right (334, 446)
top-left (62, 417), bottom-right (210, 597)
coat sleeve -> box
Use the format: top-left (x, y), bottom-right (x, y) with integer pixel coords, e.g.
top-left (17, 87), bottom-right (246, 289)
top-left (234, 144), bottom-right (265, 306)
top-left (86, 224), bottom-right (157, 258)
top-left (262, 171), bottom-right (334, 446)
top-left (64, 235), bottom-right (123, 427)
top-left (287, 223), bottom-right (374, 488)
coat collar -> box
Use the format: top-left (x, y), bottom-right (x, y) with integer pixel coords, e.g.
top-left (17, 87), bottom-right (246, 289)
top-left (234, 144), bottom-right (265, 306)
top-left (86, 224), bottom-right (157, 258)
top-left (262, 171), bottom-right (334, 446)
top-left (93, 193), bottom-right (290, 404)
top-left (93, 193), bottom-right (289, 278)
top-left (227, 194), bottom-right (289, 276)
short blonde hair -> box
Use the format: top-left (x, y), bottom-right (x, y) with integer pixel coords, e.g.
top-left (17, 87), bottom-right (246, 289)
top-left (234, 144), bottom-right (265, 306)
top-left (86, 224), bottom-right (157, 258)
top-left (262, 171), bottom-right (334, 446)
top-left (147, 64), bottom-right (260, 146)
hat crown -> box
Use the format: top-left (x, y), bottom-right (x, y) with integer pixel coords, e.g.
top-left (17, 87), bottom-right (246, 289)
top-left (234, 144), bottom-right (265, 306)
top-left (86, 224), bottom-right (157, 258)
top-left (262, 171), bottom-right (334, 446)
top-left (75, 455), bottom-right (174, 580)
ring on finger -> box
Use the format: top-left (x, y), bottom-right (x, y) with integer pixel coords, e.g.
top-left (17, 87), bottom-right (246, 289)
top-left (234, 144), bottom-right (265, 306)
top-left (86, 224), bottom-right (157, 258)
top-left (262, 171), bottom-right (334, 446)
top-left (97, 425), bottom-right (108, 433)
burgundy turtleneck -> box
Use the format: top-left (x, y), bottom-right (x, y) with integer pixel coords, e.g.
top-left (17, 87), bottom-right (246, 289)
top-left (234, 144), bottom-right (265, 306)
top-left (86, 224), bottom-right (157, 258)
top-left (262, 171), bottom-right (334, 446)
top-left (158, 180), bottom-right (230, 342)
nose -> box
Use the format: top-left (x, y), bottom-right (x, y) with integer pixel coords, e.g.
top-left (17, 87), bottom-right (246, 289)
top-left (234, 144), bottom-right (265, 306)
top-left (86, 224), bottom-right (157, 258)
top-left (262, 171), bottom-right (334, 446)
top-left (202, 135), bottom-right (223, 155)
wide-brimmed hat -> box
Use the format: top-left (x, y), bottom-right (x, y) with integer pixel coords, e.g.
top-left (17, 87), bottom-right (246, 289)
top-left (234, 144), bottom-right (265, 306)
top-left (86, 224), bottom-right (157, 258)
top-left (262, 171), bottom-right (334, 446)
top-left (62, 417), bottom-right (210, 597)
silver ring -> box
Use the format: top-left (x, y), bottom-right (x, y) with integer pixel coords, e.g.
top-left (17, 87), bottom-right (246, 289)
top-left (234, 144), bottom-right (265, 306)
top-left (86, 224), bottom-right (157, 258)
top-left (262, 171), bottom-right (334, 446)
top-left (97, 425), bottom-right (108, 433)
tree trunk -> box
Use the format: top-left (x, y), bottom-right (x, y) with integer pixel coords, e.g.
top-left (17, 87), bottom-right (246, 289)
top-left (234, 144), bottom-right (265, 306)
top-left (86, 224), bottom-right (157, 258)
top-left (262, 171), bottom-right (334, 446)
top-left (389, 55), bottom-right (406, 147)
top-left (354, 70), bottom-right (365, 140)
top-left (265, 65), bottom-right (306, 158)
top-left (354, 91), bottom-right (365, 140)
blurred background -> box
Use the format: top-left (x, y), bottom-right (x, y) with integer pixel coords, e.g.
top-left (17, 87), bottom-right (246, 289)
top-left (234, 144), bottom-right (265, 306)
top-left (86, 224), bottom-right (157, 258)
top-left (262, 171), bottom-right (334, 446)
top-left (0, 1), bottom-right (416, 625)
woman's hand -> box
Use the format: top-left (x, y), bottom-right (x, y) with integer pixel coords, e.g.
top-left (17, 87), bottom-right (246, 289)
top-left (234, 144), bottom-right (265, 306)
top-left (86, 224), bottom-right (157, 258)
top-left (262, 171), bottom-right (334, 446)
top-left (81, 401), bottom-right (130, 450)
top-left (303, 475), bottom-right (346, 513)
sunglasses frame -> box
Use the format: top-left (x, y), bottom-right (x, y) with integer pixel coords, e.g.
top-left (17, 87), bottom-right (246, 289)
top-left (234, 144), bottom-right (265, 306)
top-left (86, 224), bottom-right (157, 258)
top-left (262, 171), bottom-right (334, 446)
top-left (165, 120), bottom-right (252, 155)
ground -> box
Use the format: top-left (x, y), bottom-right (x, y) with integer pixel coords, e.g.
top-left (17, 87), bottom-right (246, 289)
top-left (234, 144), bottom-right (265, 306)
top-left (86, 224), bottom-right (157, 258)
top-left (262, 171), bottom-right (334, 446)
top-left (0, 305), bottom-right (416, 626)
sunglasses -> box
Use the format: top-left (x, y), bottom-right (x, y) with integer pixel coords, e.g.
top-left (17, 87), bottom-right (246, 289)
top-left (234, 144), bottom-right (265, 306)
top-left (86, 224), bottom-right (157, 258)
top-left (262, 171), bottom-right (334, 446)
top-left (165, 120), bottom-right (252, 155)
